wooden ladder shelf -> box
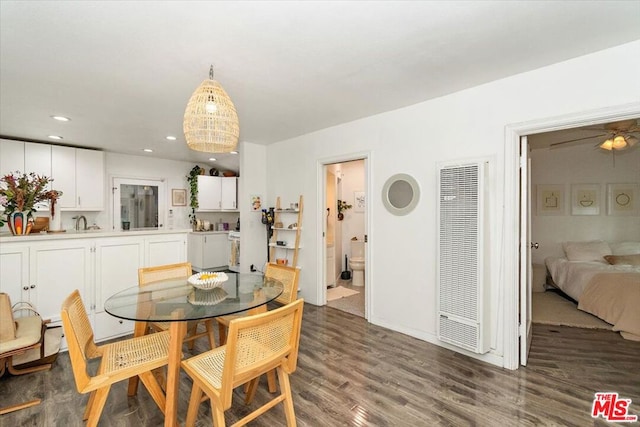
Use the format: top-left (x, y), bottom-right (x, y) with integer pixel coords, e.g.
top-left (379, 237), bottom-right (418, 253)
top-left (269, 195), bottom-right (303, 268)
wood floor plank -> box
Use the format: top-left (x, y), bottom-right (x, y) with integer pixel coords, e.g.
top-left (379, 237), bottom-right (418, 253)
top-left (1, 304), bottom-right (638, 426)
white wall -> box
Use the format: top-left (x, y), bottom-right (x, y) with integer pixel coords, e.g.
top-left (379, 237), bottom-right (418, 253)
top-left (259, 40), bottom-right (640, 368)
top-left (531, 144), bottom-right (640, 264)
top-left (238, 141), bottom-right (269, 272)
top-left (95, 152), bottom-right (201, 231)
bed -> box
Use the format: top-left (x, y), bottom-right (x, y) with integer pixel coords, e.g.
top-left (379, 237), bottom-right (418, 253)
top-left (544, 240), bottom-right (640, 341)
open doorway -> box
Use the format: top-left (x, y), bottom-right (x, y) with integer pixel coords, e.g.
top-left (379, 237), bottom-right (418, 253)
top-left (320, 156), bottom-right (369, 319)
top-left (505, 105), bottom-right (640, 369)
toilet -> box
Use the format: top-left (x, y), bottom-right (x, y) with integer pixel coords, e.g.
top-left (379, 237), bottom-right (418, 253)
top-left (349, 240), bottom-right (365, 287)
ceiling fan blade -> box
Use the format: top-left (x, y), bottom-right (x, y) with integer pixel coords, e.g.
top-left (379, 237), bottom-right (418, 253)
top-left (549, 133), bottom-right (608, 147)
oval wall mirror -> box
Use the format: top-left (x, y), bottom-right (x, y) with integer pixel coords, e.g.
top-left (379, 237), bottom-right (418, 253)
top-left (382, 173), bottom-right (420, 215)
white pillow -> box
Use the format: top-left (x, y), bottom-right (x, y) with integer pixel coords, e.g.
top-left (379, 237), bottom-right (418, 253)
top-left (562, 240), bottom-right (611, 262)
top-left (610, 241), bottom-right (640, 256)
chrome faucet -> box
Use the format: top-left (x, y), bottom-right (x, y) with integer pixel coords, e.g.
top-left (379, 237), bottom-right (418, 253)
top-left (73, 215), bottom-right (87, 231)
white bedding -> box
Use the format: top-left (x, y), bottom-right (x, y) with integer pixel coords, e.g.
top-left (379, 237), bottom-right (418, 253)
top-left (544, 257), bottom-right (640, 301)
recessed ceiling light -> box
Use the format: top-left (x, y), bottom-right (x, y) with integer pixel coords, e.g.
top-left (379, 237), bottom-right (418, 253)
top-left (230, 151), bottom-right (238, 155)
top-left (209, 157), bottom-right (217, 161)
top-left (165, 136), bottom-right (177, 141)
top-left (48, 135), bottom-right (63, 140)
top-left (51, 115), bottom-right (71, 122)
top-left (143, 148), bottom-right (153, 153)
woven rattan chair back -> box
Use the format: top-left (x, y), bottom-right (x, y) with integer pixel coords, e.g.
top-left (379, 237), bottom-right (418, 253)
top-left (138, 262), bottom-right (192, 286)
top-left (182, 299), bottom-right (304, 426)
top-left (60, 290), bottom-right (102, 392)
top-left (264, 263), bottom-right (299, 306)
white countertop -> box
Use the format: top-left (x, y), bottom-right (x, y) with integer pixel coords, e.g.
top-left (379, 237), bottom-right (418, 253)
top-left (0, 228), bottom-right (191, 243)
top-left (189, 230), bottom-right (231, 235)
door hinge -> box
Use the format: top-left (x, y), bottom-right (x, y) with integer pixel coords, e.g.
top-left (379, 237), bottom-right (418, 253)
top-left (364, 234), bottom-right (368, 243)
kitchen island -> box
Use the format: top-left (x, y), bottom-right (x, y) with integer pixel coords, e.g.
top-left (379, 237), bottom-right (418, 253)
top-left (0, 229), bottom-right (190, 347)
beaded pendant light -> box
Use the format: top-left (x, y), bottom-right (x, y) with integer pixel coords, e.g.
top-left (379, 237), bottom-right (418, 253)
top-left (183, 66), bottom-right (239, 153)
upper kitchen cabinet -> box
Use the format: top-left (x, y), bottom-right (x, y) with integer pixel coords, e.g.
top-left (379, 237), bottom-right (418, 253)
top-left (0, 139), bottom-right (25, 175)
top-left (197, 175), bottom-right (237, 211)
top-left (52, 145), bottom-right (105, 211)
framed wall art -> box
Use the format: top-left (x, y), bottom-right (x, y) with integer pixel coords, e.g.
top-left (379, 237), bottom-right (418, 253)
top-left (171, 189), bottom-right (187, 206)
top-left (536, 184), bottom-right (565, 216)
top-left (354, 191), bottom-right (365, 212)
top-left (607, 183), bottom-right (638, 216)
top-left (571, 184), bottom-right (600, 216)
top-left (251, 194), bottom-right (262, 211)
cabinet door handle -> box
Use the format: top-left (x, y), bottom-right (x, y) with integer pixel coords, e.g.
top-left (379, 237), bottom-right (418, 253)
top-left (30, 284), bottom-right (36, 289)
top-left (23, 286), bottom-right (29, 291)
top-left (118, 320), bottom-right (123, 324)
top-left (78, 197), bottom-right (81, 206)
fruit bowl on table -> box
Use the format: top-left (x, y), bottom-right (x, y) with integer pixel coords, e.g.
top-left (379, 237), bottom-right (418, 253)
top-left (187, 271), bottom-right (229, 290)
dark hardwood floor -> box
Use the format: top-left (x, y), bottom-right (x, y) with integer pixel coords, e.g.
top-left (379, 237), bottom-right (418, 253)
top-left (1, 303), bottom-right (638, 426)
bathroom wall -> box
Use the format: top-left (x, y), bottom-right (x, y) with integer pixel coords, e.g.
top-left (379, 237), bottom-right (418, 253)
top-left (338, 160), bottom-right (365, 265)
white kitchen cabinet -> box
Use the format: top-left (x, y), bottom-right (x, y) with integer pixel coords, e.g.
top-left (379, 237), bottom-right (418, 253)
top-left (220, 177), bottom-right (237, 210)
top-left (24, 142), bottom-right (52, 180)
top-left (0, 231), bottom-right (189, 344)
top-left (145, 233), bottom-right (188, 267)
top-left (197, 175), bottom-right (237, 211)
top-left (76, 148), bottom-right (104, 210)
top-left (94, 237), bottom-right (144, 340)
top-left (188, 232), bottom-right (228, 271)
top-left (0, 244), bottom-right (31, 308)
top-left (0, 139), bottom-right (24, 176)
top-left (30, 240), bottom-right (93, 325)
top-left (51, 145), bottom-right (76, 209)
top-left (51, 145), bottom-right (104, 210)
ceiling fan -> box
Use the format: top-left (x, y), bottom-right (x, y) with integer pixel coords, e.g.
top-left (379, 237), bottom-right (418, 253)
top-left (549, 119), bottom-right (639, 151)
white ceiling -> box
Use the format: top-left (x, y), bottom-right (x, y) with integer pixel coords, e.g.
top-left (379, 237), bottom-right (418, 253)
top-left (1, 1), bottom-right (639, 172)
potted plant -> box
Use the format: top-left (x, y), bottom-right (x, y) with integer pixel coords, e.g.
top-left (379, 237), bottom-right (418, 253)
top-left (0, 171), bottom-right (53, 235)
top-left (186, 165), bottom-right (202, 227)
top-left (337, 199), bottom-right (352, 221)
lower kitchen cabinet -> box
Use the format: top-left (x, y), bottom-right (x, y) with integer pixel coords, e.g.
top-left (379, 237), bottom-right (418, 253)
top-left (0, 231), bottom-right (188, 347)
top-left (188, 232), bottom-right (229, 271)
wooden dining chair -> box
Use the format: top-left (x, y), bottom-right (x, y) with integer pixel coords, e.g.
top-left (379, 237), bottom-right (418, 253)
top-left (139, 262), bottom-right (216, 350)
top-left (181, 298), bottom-right (304, 427)
top-left (0, 292), bottom-right (51, 415)
top-left (217, 263), bottom-right (300, 345)
top-left (61, 290), bottom-right (170, 427)
top-left (215, 263), bottom-right (300, 401)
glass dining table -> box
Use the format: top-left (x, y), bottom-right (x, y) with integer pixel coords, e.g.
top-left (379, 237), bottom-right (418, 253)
top-left (104, 273), bottom-right (284, 427)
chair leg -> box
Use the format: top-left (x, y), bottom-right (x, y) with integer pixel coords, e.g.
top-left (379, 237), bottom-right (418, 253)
top-left (210, 396), bottom-right (226, 427)
top-left (185, 382), bottom-right (204, 427)
top-left (277, 367), bottom-right (296, 427)
top-left (85, 386), bottom-right (110, 427)
top-left (244, 377), bottom-right (260, 405)
top-left (138, 371), bottom-right (167, 415)
top-left (0, 399), bottom-right (41, 415)
top-left (266, 369), bottom-right (277, 393)
top-left (205, 319), bottom-right (216, 349)
top-left (83, 391), bottom-right (96, 421)
top-left (187, 323), bottom-right (198, 350)
top-left (218, 322), bottom-right (227, 346)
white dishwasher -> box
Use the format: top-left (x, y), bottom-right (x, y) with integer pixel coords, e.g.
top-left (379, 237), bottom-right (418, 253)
top-left (228, 231), bottom-right (240, 272)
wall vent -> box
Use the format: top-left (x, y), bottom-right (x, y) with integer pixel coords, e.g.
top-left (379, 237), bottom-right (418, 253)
top-left (437, 161), bottom-right (490, 354)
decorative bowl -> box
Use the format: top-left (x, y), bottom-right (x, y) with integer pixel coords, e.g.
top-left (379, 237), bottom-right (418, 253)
top-left (188, 271), bottom-right (229, 290)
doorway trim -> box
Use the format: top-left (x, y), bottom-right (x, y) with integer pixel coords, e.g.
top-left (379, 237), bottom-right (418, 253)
top-left (502, 102), bottom-right (640, 370)
top-left (317, 151), bottom-right (372, 320)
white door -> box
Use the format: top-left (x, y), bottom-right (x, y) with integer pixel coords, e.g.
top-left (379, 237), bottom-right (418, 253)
top-left (220, 177), bottom-right (237, 210)
top-left (520, 136), bottom-right (533, 366)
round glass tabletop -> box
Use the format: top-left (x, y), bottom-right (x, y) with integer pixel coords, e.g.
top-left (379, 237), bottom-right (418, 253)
top-left (104, 273), bottom-right (283, 322)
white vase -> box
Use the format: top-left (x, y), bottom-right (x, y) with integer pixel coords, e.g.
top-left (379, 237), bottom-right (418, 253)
top-left (50, 211), bottom-right (62, 231)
